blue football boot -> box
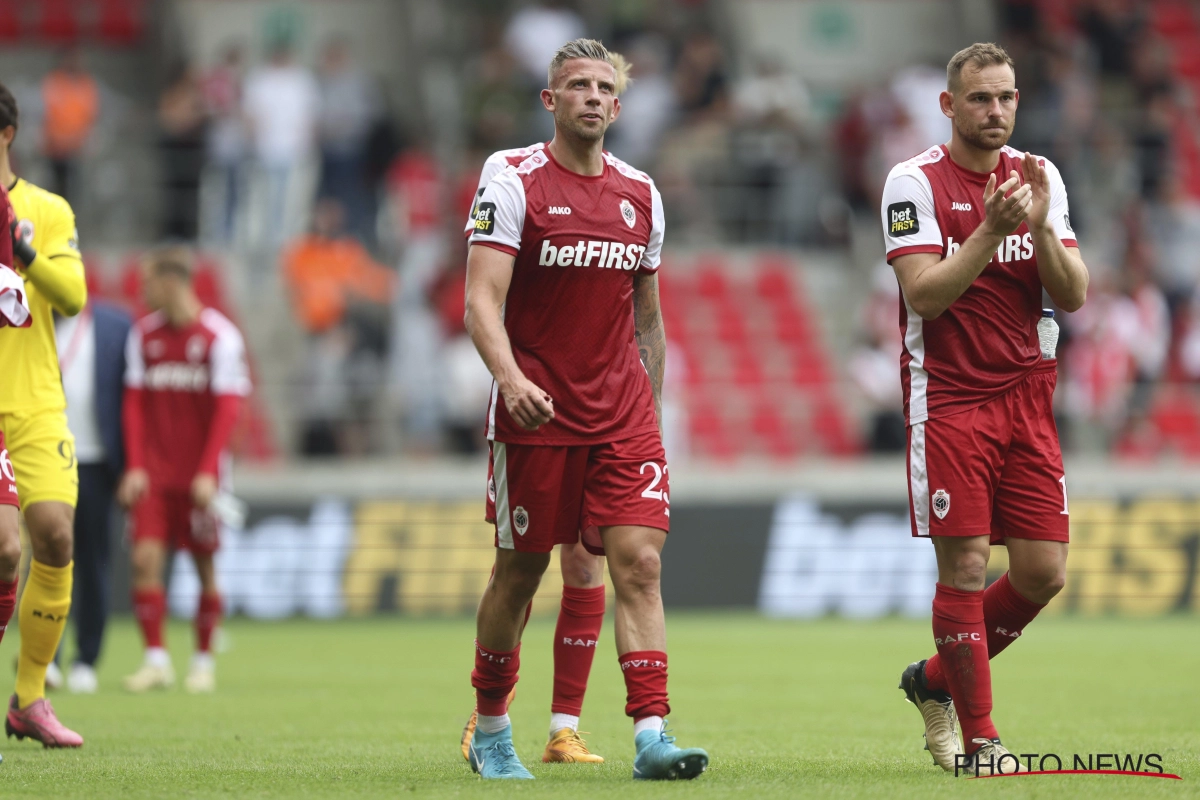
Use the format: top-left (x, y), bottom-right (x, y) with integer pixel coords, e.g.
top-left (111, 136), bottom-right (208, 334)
top-left (632, 722), bottom-right (709, 780)
top-left (468, 725), bottom-right (535, 780)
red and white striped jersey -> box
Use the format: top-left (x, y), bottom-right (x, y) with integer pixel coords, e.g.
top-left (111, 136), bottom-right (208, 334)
top-left (881, 144), bottom-right (1077, 425)
top-left (469, 147), bottom-right (665, 445)
top-left (125, 308), bottom-right (251, 489)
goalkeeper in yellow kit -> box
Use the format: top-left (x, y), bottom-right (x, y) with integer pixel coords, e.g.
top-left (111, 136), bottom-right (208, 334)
top-left (0, 82), bottom-right (85, 747)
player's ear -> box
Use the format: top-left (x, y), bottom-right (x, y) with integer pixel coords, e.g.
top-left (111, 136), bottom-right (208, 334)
top-left (939, 90), bottom-right (954, 120)
top-left (540, 87), bottom-right (556, 113)
top-left (610, 97), bottom-right (621, 123)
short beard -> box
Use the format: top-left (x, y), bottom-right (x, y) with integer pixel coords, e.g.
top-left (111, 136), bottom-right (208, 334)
top-left (956, 119), bottom-right (1011, 151)
top-left (556, 112), bottom-right (608, 143)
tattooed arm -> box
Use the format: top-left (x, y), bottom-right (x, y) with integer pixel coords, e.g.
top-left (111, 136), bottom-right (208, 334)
top-left (633, 271), bottom-right (666, 437)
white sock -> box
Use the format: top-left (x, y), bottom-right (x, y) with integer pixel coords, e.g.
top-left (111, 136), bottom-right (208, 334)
top-left (634, 716), bottom-right (664, 738)
top-left (192, 652), bottom-right (215, 671)
top-left (477, 713), bottom-right (510, 735)
top-left (549, 713), bottom-right (579, 735)
top-left (145, 647), bottom-right (170, 668)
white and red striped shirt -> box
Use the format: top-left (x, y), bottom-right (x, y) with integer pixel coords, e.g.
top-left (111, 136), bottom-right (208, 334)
top-left (881, 144), bottom-right (1077, 425)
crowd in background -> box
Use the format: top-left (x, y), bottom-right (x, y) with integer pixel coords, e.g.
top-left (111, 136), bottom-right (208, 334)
top-left (7, 0), bottom-right (1200, 460)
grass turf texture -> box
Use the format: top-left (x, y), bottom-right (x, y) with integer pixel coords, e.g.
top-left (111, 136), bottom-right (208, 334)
top-left (0, 614), bottom-right (1195, 798)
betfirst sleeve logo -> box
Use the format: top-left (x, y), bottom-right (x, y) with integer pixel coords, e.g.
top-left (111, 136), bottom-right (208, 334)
top-left (474, 202), bottom-right (496, 235)
top-left (888, 201), bottom-right (919, 237)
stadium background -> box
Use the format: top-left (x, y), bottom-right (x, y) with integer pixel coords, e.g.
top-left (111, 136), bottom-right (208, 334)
top-left (1, 1), bottom-right (1197, 633)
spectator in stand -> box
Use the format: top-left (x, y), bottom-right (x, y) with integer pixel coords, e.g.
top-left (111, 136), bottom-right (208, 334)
top-left (429, 261), bottom-right (491, 454)
top-left (316, 37), bottom-right (380, 246)
top-left (201, 43), bottom-right (248, 245)
top-left (242, 37), bottom-right (319, 252)
top-left (849, 266), bottom-right (905, 453)
top-left (504, 0), bottom-right (585, 86)
top-left (674, 29), bottom-right (729, 122)
top-left (53, 299), bottom-right (132, 693)
top-left (158, 65), bottom-right (208, 241)
top-left (605, 36), bottom-right (676, 170)
top-left (40, 47), bottom-right (99, 205)
top-left (282, 199), bottom-right (394, 455)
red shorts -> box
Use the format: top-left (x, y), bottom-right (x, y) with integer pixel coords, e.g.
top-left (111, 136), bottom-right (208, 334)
top-left (907, 365), bottom-right (1069, 544)
top-left (485, 430), bottom-right (670, 555)
top-left (0, 436), bottom-right (17, 507)
top-left (131, 489), bottom-right (221, 554)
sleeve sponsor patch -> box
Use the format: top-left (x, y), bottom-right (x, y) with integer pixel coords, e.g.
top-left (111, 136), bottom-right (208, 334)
top-left (474, 202), bottom-right (497, 235)
top-left (887, 201), bottom-right (919, 237)
top-left (1063, 212), bottom-right (1072, 232)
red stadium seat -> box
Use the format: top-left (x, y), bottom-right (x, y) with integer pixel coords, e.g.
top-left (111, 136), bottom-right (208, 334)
top-left (1153, 0), bottom-right (1198, 39)
top-left (715, 305), bottom-right (748, 344)
top-left (695, 262), bottom-right (730, 301)
top-left (731, 346), bottom-right (765, 387)
top-left (0, 0), bottom-right (21, 42)
top-left (687, 401), bottom-right (735, 460)
top-left (37, 0), bottom-right (77, 43)
top-left (97, 0), bottom-right (144, 45)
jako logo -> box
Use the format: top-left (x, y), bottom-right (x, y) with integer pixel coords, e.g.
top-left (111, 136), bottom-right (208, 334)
top-left (539, 239), bottom-right (646, 270)
top-left (951, 201), bottom-right (972, 211)
top-left (548, 206), bottom-right (571, 215)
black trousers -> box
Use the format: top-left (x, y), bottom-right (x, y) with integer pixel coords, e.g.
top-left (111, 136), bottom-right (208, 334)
top-left (71, 463), bottom-right (118, 667)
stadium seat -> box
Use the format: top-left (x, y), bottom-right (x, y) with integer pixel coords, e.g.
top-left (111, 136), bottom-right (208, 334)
top-left (37, 0), bottom-right (78, 43)
top-left (1152, 0), bottom-right (1198, 39)
top-left (0, 0), bottom-right (21, 42)
top-left (97, 0), bottom-right (144, 45)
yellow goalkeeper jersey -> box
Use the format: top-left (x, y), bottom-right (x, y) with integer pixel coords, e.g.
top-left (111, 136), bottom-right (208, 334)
top-left (0, 178), bottom-right (87, 413)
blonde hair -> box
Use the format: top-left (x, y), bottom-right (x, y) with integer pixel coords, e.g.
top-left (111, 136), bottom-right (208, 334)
top-left (547, 38), bottom-right (632, 96)
top-left (947, 42), bottom-right (1015, 92)
top-left (146, 245), bottom-right (195, 280)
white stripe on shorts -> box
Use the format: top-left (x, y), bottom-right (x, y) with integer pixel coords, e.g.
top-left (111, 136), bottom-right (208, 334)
top-left (909, 422), bottom-right (930, 537)
top-left (493, 442), bottom-right (514, 549)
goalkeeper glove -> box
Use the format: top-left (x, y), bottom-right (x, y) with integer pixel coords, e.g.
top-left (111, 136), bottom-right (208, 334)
top-left (9, 220), bottom-right (35, 267)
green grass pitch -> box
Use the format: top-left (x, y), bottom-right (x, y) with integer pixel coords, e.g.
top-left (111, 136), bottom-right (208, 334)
top-left (0, 613), bottom-right (1195, 798)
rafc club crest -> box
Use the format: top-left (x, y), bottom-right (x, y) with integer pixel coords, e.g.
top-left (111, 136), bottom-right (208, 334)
top-left (619, 198), bottom-right (636, 229)
top-left (932, 489), bottom-right (951, 520)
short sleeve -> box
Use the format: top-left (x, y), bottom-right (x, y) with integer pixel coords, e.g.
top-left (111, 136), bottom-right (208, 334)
top-left (638, 181), bottom-right (666, 273)
top-left (463, 153), bottom-right (511, 238)
top-left (468, 168), bottom-right (525, 256)
top-left (209, 321), bottom-right (252, 396)
top-left (124, 325), bottom-right (145, 389)
top-left (881, 167), bottom-right (943, 262)
top-left (1043, 158), bottom-right (1077, 248)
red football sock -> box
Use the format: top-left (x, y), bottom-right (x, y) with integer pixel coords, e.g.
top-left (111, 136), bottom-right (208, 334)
top-left (196, 592), bottom-right (223, 653)
top-left (472, 641), bottom-right (520, 716)
top-left (619, 650), bottom-right (670, 721)
top-left (0, 579), bottom-right (16, 646)
top-left (924, 572), bottom-right (1046, 692)
top-left (551, 585), bottom-right (605, 716)
top-left (930, 583), bottom-right (995, 751)
top-left (133, 587), bottom-right (166, 649)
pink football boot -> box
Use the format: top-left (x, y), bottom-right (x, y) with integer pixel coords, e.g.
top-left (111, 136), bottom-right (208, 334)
top-left (5, 695), bottom-right (83, 748)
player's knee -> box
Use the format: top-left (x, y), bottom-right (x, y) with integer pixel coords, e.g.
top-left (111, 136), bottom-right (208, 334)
top-left (949, 554), bottom-right (988, 591)
top-left (0, 529), bottom-right (19, 576)
top-left (560, 550), bottom-right (603, 587)
top-left (131, 547), bottom-right (161, 583)
top-left (620, 548), bottom-right (661, 594)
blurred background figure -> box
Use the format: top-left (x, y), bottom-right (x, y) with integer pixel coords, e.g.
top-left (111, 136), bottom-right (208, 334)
top-left (282, 198), bottom-right (394, 455)
top-left (158, 66), bottom-right (207, 242)
top-left (201, 43), bottom-right (248, 246)
top-left (40, 47), bottom-right (98, 206)
top-left (54, 299), bottom-right (132, 693)
top-left (242, 36), bottom-right (318, 256)
top-left (316, 37), bottom-right (380, 248)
